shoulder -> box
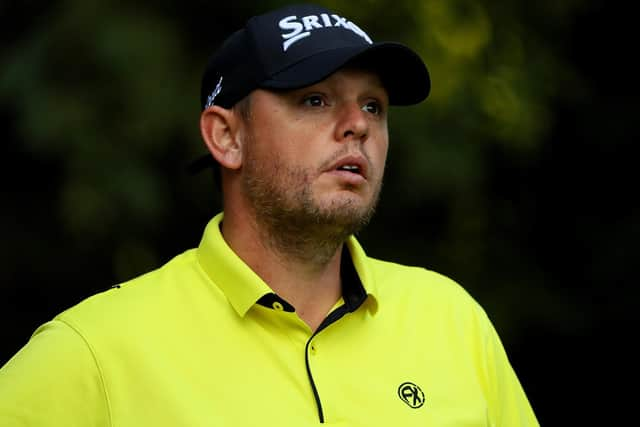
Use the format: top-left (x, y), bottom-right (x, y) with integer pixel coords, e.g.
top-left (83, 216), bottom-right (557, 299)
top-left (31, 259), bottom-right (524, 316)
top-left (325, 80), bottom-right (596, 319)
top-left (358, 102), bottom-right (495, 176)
top-left (365, 256), bottom-right (492, 326)
top-left (368, 256), bottom-right (475, 302)
top-left (55, 248), bottom-right (212, 336)
top-left (349, 237), bottom-right (477, 310)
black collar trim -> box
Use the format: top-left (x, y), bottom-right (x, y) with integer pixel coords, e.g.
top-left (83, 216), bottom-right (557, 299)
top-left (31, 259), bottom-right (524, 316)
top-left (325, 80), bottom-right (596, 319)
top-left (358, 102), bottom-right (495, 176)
top-left (255, 245), bottom-right (367, 313)
top-left (256, 293), bottom-right (295, 312)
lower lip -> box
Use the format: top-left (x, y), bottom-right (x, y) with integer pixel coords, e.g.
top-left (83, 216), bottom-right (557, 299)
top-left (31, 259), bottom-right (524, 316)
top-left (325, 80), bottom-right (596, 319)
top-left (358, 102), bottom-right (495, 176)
top-left (326, 170), bottom-right (367, 186)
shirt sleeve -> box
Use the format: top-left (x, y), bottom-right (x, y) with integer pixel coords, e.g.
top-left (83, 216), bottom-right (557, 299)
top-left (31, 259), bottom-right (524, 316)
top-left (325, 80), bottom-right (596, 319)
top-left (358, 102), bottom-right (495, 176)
top-left (0, 320), bottom-right (110, 427)
top-left (483, 315), bottom-right (540, 427)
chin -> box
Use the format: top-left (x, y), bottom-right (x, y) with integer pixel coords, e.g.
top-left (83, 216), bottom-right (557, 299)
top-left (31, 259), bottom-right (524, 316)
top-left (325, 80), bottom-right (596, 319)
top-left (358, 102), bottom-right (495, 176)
top-left (314, 194), bottom-right (377, 227)
top-left (319, 191), bottom-right (367, 211)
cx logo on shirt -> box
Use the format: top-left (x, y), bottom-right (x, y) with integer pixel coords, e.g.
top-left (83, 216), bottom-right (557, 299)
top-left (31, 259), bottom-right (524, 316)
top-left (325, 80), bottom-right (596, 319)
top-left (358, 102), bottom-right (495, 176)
top-left (397, 382), bottom-right (425, 408)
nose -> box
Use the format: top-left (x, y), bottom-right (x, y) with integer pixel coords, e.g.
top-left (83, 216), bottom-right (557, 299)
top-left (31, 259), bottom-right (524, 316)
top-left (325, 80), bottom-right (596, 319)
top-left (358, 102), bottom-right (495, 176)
top-left (334, 102), bottom-right (369, 143)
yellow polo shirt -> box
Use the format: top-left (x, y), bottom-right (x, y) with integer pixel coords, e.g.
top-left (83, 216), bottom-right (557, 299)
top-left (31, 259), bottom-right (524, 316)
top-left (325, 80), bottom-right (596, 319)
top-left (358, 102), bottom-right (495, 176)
top-left (0, 213), bottom-right (538, 426)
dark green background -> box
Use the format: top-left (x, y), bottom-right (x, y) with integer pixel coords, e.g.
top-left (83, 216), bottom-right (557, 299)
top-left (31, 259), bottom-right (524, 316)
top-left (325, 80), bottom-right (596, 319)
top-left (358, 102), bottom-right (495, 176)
top-left (1, 1), bottom-right (636, 424)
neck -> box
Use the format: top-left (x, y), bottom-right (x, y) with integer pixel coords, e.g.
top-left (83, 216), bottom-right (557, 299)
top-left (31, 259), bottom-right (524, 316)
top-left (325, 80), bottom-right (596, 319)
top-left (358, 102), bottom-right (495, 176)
top-left (256, 211), bottom-right (349, 267)
top-left (221, 207), bottom-right (347, 331)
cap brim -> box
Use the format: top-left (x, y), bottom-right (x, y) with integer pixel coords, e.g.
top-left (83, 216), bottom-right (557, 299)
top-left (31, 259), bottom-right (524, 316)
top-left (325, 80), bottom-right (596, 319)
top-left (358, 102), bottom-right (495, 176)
top-left (260, 42), bottom-right (430, 105)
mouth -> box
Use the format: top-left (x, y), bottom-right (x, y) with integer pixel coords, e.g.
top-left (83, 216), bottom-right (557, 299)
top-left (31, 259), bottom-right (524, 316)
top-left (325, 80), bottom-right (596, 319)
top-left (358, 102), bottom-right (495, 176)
top-left (329, 155), bottom-right (368, 180)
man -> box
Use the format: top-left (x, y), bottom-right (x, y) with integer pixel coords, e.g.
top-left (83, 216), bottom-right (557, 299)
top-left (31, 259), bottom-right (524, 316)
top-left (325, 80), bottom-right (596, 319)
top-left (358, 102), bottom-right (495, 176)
top-left (0, 4), bottom-right (539, 426)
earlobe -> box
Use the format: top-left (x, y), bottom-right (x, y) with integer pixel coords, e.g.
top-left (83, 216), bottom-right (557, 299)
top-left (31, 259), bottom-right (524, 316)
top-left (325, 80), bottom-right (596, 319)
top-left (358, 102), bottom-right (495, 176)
top-left (200, 106), bottom-right (243, 170)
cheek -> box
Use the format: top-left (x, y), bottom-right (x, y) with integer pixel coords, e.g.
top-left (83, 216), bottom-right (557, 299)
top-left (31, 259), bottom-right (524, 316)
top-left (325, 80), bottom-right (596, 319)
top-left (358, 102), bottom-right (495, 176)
top-left (259, 121), bottom-right (310, 155)
top-left (379, 137), bottom-right (389, 158)
top-left (377, 147), bottom-right (389, 179)
top-left (250, 131), bottom-right (317, 179)
top-left (371, 134), bottom-right (389, 165)
top-left (279, 131), bottom-right (326, 167)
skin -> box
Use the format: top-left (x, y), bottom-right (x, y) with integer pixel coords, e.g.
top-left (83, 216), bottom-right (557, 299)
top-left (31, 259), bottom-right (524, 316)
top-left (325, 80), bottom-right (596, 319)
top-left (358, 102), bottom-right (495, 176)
top-left (200, 68), bottom-right (389, 331)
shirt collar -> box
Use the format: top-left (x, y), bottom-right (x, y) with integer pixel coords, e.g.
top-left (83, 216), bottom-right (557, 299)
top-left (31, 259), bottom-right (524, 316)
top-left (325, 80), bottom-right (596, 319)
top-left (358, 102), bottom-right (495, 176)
top-left (342, 238), bottom-right (379, 314)
top-left (197, 212), bottom-right (379, 317)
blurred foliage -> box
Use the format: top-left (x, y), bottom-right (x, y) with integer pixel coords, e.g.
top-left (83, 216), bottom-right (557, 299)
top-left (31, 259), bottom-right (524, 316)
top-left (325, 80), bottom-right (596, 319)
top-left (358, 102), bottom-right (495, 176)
top-left (1, 0), bottom-right (591, 339)
top-left (3, 0), bottom-right (636, 422)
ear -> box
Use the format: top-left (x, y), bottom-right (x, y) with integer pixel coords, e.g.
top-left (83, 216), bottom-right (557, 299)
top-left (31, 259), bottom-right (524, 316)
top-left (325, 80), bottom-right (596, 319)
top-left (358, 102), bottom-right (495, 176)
top-left (199, 106), bottom-right (244, 170)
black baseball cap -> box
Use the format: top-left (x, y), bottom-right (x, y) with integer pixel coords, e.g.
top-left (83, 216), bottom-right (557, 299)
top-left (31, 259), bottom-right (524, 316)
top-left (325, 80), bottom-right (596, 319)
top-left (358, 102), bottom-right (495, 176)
top-left (191, 3), bottom-right (430, 173)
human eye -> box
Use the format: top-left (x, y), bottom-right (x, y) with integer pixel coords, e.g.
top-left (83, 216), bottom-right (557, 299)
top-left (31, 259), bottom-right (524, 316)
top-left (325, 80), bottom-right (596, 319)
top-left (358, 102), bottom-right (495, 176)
top-left (361, 100), bottom-right (384, 115)
top-left (302, 94), bottom-right (327, 107)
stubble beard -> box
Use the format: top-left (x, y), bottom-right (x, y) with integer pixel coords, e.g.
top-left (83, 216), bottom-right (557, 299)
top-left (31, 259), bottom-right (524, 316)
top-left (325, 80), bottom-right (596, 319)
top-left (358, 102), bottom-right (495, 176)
top-left (242, 146), bottom-right (382, 265)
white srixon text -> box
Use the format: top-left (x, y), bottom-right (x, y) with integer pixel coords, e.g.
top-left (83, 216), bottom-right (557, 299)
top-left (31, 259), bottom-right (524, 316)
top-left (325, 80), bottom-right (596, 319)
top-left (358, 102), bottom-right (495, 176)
top-left (279, 14), bottom-right (373, 51)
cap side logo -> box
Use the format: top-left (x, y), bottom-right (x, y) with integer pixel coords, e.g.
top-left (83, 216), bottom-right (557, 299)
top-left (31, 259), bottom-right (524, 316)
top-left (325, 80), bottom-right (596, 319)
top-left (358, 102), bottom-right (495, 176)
top-left (279, 14), bottom-right (373, 51)
top-left (205, 76), bottom-right (223, 108)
